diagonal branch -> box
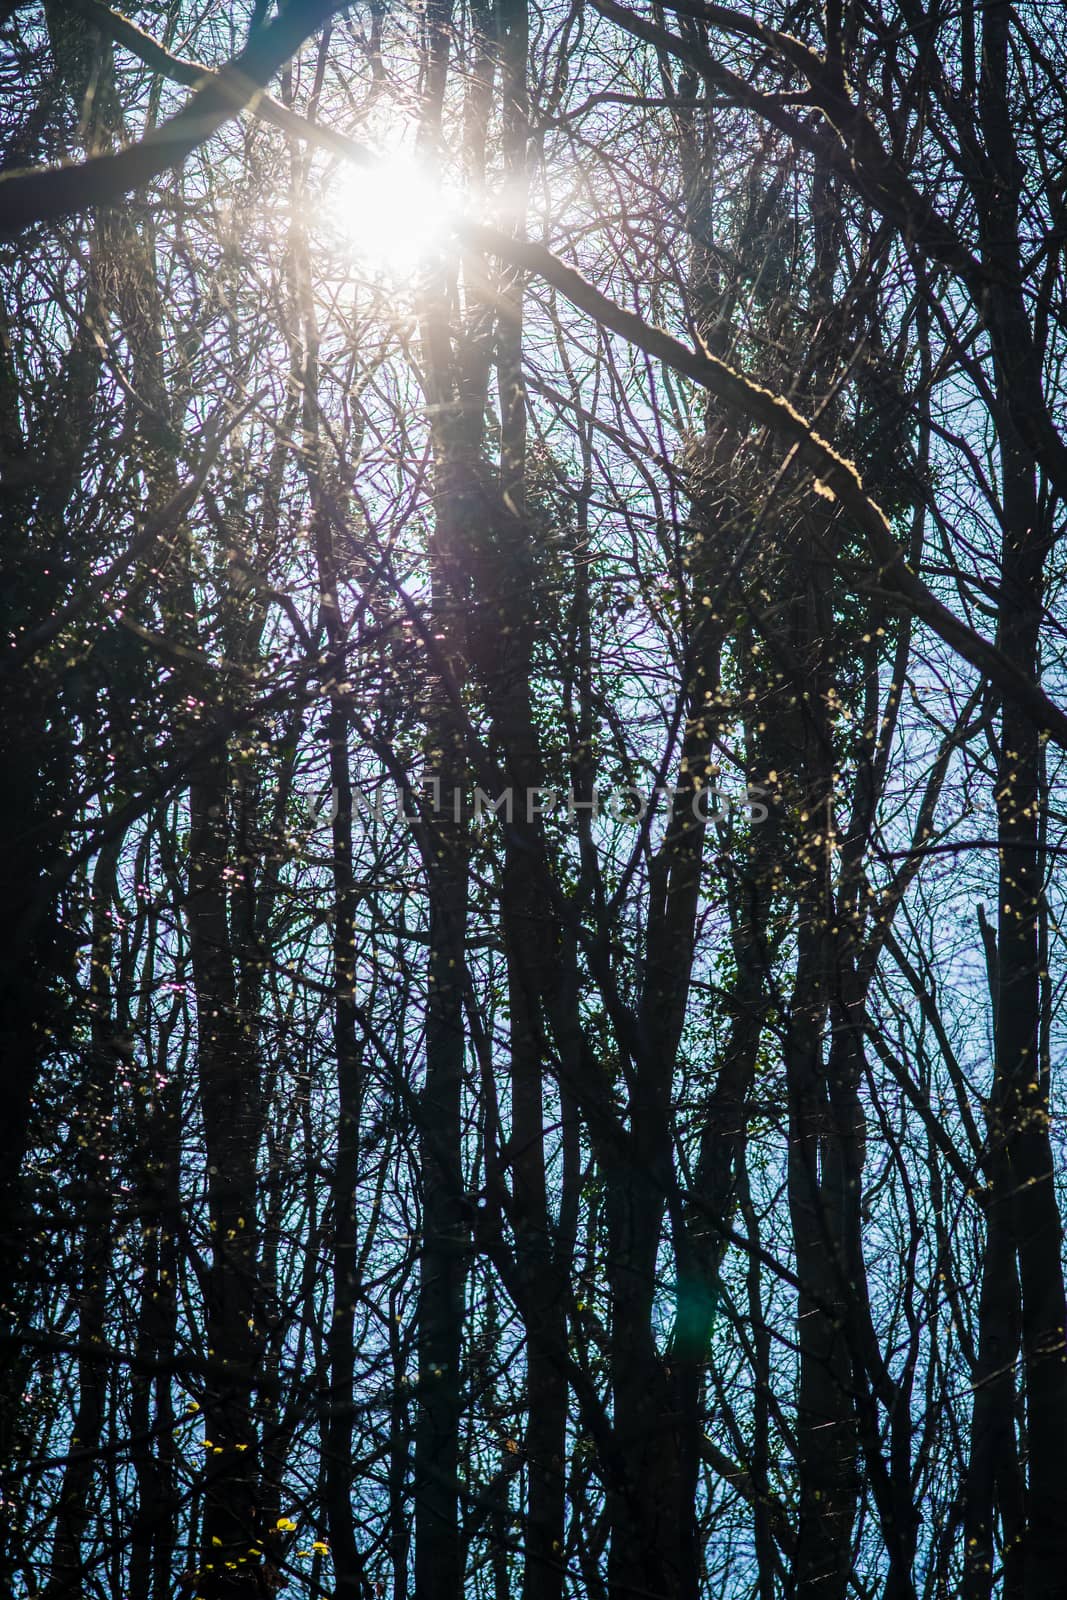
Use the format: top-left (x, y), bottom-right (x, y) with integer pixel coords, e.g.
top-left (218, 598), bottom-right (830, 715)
top-left (63, 0), bottom-right (377, 171)
top-left (0, 0), bottom-right (342, 237)
top-left (590, 0), bottom-right (1067, 504)
top-left (458, 219), bottom-right (1067, 750)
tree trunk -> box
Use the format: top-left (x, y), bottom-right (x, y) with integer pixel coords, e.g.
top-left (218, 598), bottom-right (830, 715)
top-left (185, 744), bottom-right (265, 1598)
top-left (978, 9), bottom-right (1067, 1593)
top-left (43, 839), bottom-right (121, 1599)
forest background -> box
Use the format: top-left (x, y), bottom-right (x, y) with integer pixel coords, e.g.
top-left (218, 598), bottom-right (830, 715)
top-left (1, 2), bottom-right (1067, 1598)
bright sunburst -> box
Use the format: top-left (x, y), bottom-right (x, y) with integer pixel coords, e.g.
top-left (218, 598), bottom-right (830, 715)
top-left (326, 152), bottom-right (458, 277)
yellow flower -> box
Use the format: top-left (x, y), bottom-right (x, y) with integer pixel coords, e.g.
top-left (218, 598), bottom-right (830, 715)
top-left (275, 1517), bottom-right (297, 1533)
top-left (312, 1541), bottom-right (330, 1555)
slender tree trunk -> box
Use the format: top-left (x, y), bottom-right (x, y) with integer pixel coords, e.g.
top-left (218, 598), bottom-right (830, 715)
top-left (964, 908), bottom-right (1024, 1600)
top-left (776, 561), bottom-right (856, 1600)
top-left (413, 18), bottom-right (472, 1587)
top-left (490, 6), bottom-right (569, 1594)
top-left (991, 432), bottom-right (1066, 1600)
top-left (128, 1043), bottom-right (182, 1600)
top-left (185, 742), bottom-right (265, 1598)
top-left (977, 10), bottom-right (1067, 1594)
top-left (308, 268), bottom-right (371, 1600)
top-left (414, 565), bottom-right (471, 1600)
top-left (277, 79), bottom-right (374, 1590)
top-left (43, 839), bottom-right (121, 1599)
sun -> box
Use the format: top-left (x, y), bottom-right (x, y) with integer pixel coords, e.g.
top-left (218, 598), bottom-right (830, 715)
top-left (325, 152), bottom-right (458, 277)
